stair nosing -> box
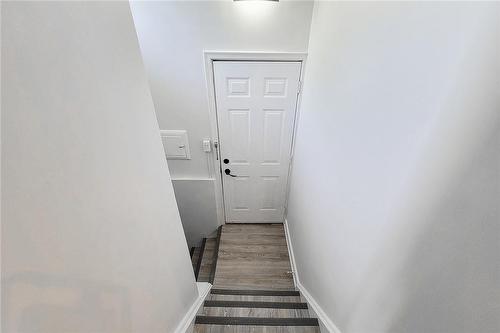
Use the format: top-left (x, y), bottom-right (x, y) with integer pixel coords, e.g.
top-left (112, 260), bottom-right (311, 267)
top-left (204, 300), bottom-right (308, 309)
top-left (210, 289), bottom-right (300, 296)
top-left (194, 316), bottom-right (319, 326)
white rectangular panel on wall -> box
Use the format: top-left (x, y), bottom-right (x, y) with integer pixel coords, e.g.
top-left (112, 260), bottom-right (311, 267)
top-left (160, 129), bottom-right (191, 159)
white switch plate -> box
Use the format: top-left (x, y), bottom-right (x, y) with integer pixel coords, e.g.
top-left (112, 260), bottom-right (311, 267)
top-left (202, 139), bottom-right (212, 152)
top-left (160, 130), bottom-right (191, 160)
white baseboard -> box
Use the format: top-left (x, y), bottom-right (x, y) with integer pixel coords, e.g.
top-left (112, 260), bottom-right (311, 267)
top-left (174, 282), bottom-right (212, 333)
top-left (283, 219), bottom-right (342, 333)
top-left (296, 280), bottom-right (342, 333)
top-left (171, 178), bottom-right (215, 182)
top-left (283, 218), bottom-right (298, 287)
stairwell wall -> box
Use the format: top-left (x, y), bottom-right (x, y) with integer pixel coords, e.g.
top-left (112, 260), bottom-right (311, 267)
top-left (1, 2), bottom-right (198, 332)
top-left (287, 2), bottom-right (500, 332)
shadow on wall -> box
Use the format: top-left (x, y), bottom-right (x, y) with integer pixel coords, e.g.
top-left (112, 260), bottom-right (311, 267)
top-left (2, 272), bottom-right (132, 332)
top-left (172, 179), bottom-right (219, 247)
top-left (344, 112), bottom-right (500, 333)
top-left (388, 122), bottom-right (500, 332)
top-left (388, 118), bottom-right (500, 332)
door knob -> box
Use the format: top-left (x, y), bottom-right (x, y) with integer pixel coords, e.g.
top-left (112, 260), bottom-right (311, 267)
top-left (223, 158), bottom-right (229, 164)
top-left (224, 169), bottom-right (237, 177)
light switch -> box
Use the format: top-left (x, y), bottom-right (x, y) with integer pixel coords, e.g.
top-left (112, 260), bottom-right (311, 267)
top-left (160, 130), bottom-right (191, 160)
top-left (202, 139), bottom-right (212, 152)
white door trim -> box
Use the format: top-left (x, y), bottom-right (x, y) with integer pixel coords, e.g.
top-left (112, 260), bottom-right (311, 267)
top-left (203, 51), bottom-right (307, 225)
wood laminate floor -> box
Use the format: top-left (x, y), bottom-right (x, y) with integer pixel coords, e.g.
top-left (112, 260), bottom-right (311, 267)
top-left (192, 247), bottom-right (201, 271)
top-left (194, 325), bottom-right (320, 333)
top-left (209, 294), bottom-right (302, 303)
top-left (194, 224), bottom-right (319, 333)
top-left (199, 238), bottom-right (216, 282)
top-left (213, 224), bottom-right (294, 290)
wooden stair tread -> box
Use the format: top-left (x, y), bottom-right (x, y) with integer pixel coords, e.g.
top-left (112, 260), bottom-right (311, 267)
top-left (202, 307), bottom-right (310, 318)
top-left (194, 324), bottom-right (320, 333)
top-left (211, 289), bottom-right (300, 296)
top-left (209, 294), bottom-right (302, 303)
top-left (204, 300), bottom-right (307, 309)
top-left (195, 316), bottom-right (319, 326)
top-left (198, 238), bottom-right (216, 281)
top-left (198, 226), bottom-right (222, 282)
top-left (191, 247), bottom-right (201, 271)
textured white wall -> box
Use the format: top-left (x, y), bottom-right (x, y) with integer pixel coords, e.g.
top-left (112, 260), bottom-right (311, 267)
top-left (130, 0), bottom-right (314, 244)
top-left (1, 2), bottom-right (198, 332)
top-left (287, 2), bottom-right (500, 332)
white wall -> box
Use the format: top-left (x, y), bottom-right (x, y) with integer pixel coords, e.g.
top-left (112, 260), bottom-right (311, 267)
top-left (172, 179), bottom-right (218, 246)
top-left (1, 2), bottom-right (198, 332)
top-left (287, 2), bottom-right (500, 333)
top-left (130, 0), bottom-right (313, 245)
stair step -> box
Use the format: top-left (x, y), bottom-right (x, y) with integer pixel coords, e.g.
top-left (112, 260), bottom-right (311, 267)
top-left (211, 289), bottom-right (300, 296)
top-left (209, 294), bottom-right (302, 303)
top-left (194, 324), bottom-right (320, 333)
top-left (198, 238), bottom-right (216, 282)
top-left (204, 300), bottom-right (307, 309)
top-left (202, 307), bottom-right (310, 318)
top-left (209, 226), bottom-right (222, 283)
top-left (191, 247), bottom-right (201, 271)
top-left (194, 238), bottom-right (207, 280)
top-left (195, 316), bottom-right (319, 326)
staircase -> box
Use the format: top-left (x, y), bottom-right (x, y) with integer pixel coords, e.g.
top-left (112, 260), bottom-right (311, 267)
top-left (190, 227), bottom-right (222, 283)
top-left (190, 224), bottom-right (320, 332)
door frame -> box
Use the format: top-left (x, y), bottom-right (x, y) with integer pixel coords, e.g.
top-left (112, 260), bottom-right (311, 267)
top-left (203, 51), bottom-right (307, 225)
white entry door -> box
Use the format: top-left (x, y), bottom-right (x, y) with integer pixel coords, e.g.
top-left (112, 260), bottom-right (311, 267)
top-left (213, 61), bottom-right (302, 222)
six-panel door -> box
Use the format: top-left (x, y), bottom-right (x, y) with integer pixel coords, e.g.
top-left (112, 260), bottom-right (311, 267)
top-left (213, 61), bottom-right (301, 222)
